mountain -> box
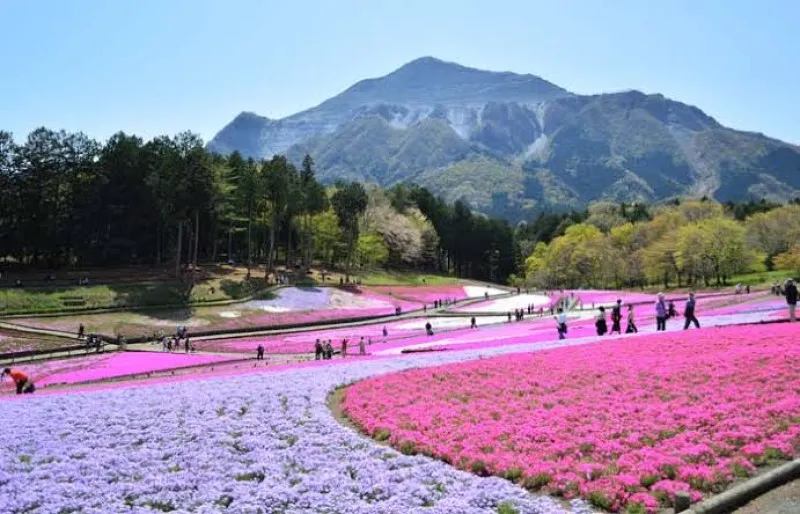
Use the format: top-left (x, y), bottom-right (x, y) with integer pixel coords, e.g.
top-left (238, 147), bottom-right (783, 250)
top-left (208, 57), bottom-right (800, 219)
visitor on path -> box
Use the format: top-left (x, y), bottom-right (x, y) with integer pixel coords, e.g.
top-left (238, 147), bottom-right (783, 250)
top-left (341, 339), bottom-right (348, 358)
top-left (507, 311), bottom-right (512, 323)
top-left (78, 324), bottom-right (85, 339)
top-left (667, 301), bottom-right (677, 319)
top-left (746, 284), bottom-right (750, 294)
top-left (626, 305), bottom-right (638, 333)
top-left (470, 316), bottom-right (477, 329)
top-left (655, 294), bottom-right (667, 332)
top-left (555, 308), bottom-right (567, 340)
top-left (382, 326), bottom-right (388, 338)
top-left (359, 337), bottom-right (366, 356)
top-left (1, 368), bottom-right (35, 394)
top-left (683, 293), bottom-right (700, 329)
top-left (610, 300), bottom-right (623, 335)
top-left (184, 338), bottom-right (190, 353)
top-left (324, 341), bottom-right (333, 360)
top-left (595, 307), bottom-right (608, 336)
top-left (256, 344), bottom-right (265, 360)
top-left (785, 279), bottom-right (798, 322)
top-left (314, 339), bottom-right (323, 360)
top-left (425, 322), bottom-right (434, 336)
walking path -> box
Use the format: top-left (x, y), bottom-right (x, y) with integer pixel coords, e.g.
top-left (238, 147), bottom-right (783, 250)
top-left (733, 480), bottom-right (800, 514)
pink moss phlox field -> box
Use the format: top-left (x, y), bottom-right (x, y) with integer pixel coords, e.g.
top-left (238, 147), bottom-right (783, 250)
top-left (2, 352), bottom-right (233, 390)
top-left (342, 324), bottom-right (800, 512)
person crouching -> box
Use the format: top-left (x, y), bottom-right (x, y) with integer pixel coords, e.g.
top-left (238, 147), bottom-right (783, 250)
top-left (1, 368), bottom-right (36, 394)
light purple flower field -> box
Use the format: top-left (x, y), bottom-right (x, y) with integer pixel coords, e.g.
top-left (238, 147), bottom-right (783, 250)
top-left (0, 342), bottom-right (598, 514)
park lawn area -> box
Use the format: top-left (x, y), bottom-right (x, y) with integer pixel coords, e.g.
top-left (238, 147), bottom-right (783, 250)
top-left (729, 269), bottom-right (796, 287)
top-left (354, 270), bottom-right (461, 286)
top-left (0, 276), bottom-right (273, 315)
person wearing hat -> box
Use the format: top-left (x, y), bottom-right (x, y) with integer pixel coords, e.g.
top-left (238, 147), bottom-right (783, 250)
top-left (785, 279), bottom-right (798, 322)
top-left (1, 368), bottom-right (36, 394)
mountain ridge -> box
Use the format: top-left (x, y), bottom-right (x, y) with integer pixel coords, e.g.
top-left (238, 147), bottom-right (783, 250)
top-left (208, 57), bottom-right (800, 219)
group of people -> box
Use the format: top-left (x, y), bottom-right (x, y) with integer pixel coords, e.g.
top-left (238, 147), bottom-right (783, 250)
top-left (593, 300), bottom-right (640, 336)
top-left (156, 327), bottom-right (195, 353)
top-left (584, 293), bottom-right (701, 338)
top-left (508, 308), bottom-right (527, 322)
top-left (313, 336), bottom-right (369, 359)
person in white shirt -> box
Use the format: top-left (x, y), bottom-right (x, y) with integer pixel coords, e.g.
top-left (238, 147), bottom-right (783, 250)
top-left (555, 308), bottom-right (568, 340)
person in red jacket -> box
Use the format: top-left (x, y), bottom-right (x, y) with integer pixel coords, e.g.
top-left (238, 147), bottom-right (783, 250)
top-left (1, 368), bottom-right (36, 394)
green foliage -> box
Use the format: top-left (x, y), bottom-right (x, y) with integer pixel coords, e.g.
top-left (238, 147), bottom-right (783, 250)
top-left (525, 200), bottom-right (768, 289)
top-left (356, 232), bottom-right (389, 268)
top-left (496, 502), bottom-right (520, 514)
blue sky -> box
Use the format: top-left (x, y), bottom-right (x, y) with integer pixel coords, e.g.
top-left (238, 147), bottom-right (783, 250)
top-left (1, 0), bottom-right (798, 144)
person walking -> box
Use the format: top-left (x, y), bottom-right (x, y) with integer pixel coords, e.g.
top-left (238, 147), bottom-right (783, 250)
top-left (655, 294), bottom-right (667, 331)
top-left (683, 293), bottom-right (700, 329)
top-left (595, 307), bottom-right (608, 336)
top-left (78, 324), bottom-right (85, 339)
top-left (470, 316), bottom-right (477, 329)
top-left (314, 339), bottom-right (323, 360)
top-left (610, 299), bottom-right (623, 335)
top-left (785, 279), bottom-right (798, 322)
top-left (555, 308), bottom-right (568, 340)
top-left (256, 344), bottom-right (265, 360)
top-left (1, 368), bottom-right (35, 394)
top-left (324, 340), bottom-right (333, 360)
top-left (626, 305), bottom-right (638, 333)
top-left (359, 337), bottom-right (366, 356)
top-left (341, 339), bottom-right (348, 358)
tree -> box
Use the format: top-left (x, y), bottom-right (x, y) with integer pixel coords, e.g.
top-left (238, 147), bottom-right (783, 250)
top-left (774, 245), bottom-right (800, 277)
top-left (356, 231), bottom-right (389, 268)
top-left (331, 181), bottom-right (368, 279)
top-left (310, 209), bottom-right (342, 267)
top-left (298, 155), bottom-right (327, 270)
top-left (261, 156), bottom-right (290, 278)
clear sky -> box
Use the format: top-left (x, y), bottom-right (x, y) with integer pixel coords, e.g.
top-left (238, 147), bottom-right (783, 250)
top-left (1, 0), bottom-right (798, 144)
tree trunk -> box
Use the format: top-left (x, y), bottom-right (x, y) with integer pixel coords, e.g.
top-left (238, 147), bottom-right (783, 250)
top-left (175, 221), bottom-right (183, 278)
top-left (227, 227), bottom-right (233, 263)
top-left (186, 221), bottom-right (192, 269)
top-left (193, 210), bottom-right (200, 269)
top-left (156, 223), bottom-right (162, 266)
top-left (267, 214), bottom-right (277, 281)
top-left (246, 213), bottom-right (252, 277)
top-left (287, 220), bottom-right (293, 270)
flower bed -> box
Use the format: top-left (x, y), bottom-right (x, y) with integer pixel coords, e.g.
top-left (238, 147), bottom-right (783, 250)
top-left (2, 352), bottom-right (234, 390)
top-left (343, 324), bottom-right (800, 512)
top-left (0, 342), bottom-right (591, 514)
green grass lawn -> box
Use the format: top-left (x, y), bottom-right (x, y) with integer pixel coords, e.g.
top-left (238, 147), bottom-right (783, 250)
top-left (0, 277), bottom-right (273, 315)
top-left (354, 270), bottom-right (460, 286)
top-left (730, 269), bottom-right (796, 287)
